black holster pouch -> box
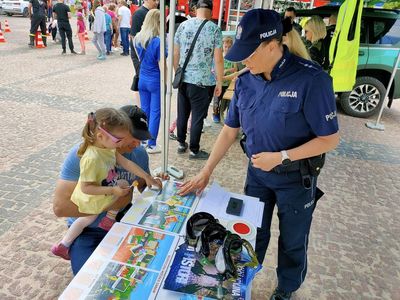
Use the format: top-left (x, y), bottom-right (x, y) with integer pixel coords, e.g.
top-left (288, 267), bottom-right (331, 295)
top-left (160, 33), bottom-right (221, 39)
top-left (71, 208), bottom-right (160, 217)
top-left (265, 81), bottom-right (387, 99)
top-left (239, 133), bottom-right (247, 155)
top-left (300, 154), bottom-right (326, 189)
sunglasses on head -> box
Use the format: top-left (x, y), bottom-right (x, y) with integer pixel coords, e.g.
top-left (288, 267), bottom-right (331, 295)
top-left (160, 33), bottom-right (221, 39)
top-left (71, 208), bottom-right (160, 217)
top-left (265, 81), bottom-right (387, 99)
top-left (98, 126), bottom-right (123, 144)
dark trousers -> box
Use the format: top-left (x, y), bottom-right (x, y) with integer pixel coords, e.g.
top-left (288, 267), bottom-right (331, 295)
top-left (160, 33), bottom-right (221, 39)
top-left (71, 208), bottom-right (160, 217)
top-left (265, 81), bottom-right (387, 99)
top-left (58, 21), bottom-right (74, 51)
top-left (177, 82), bottom-right (214, 153)
top-left (69, 227), bottom-right (107, 275)
top-left (213, 85), bottom-right (228, 115)
top-left (104, 30), bottom-right (112, 52)
top-left (29, 15), bottom-right (46, 35)
top-left (244, 163), bottom-right (317, 293)
top-left (120, 27), bottom-right (130, 54)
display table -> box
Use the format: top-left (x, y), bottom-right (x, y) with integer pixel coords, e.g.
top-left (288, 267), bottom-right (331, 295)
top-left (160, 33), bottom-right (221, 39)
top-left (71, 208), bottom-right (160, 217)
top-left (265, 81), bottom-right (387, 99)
top-left (59, 181), bottom-right (263, 300)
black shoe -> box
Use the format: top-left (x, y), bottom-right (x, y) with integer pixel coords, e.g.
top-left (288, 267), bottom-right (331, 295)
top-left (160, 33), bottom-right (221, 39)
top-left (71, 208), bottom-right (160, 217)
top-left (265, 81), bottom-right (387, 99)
top-left (169, 132), bottom-right (177, 140)
top-left (61, 50), bottom-right (66, 55)
top-left (177, 142), bottom-right (188, 154)
top-left (189, 150), bottom-right (209, 160)
top-left (270, 288), bottom-right (292, 300)
top-left (71, 50), bottom-right (78, 54)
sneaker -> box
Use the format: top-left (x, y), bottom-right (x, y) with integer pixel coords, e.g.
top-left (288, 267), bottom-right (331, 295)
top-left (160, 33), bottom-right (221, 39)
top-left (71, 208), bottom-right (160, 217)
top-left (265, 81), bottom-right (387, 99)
top-left (98, 216), bottom-right (116, 231)
top-left (269, 288), bottom-right (292, 300)
top-left (146, 145), bottom-right (162, 154)
top-left (97, 55), bottom-right (106, 60)
top-left (71, 50), bottom-right (78, 54)
top-left (61, 50), bottom-right (66, 55)
top-left (189, 150), bottom-right (209, 160)
top-left (51, 243), bottom-right (70, 260)
top-left (212, 114), bottom-right (220, 123)
top-left (177, 142), bottom-right (188, 154)
top-left (79, 51), bottom-right (86, 55)
top-left (169, 132), bottom-right (177, 140)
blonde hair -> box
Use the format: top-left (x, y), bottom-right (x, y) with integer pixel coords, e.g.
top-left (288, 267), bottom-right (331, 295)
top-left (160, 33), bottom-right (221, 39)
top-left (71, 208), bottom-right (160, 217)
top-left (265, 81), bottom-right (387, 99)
top-left (223, 36), bottom-right (233, 46)
top-left (283, 30), bottom-right (311, 60)
top-left (304, 15), bottom-right (327, 43)
top-left (77, 108), bottom-right (131, 157)
top-left (134, 9), bottom-right (160, 49)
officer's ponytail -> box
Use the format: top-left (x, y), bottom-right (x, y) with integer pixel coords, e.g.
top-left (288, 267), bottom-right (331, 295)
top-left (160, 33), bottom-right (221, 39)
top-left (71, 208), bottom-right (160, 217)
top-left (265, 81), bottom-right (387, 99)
top-left (281, 17), bottom-right (311, 60)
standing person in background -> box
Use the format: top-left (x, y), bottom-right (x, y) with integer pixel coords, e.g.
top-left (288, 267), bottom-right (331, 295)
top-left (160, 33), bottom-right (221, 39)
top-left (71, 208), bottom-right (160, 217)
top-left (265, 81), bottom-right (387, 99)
top-left (53, 0), bottom-right (77, 54)
top-left (117, 0), bottom-right (132, 56)
top-left (76, 12), bottom-right (86, 54)
top-left (28, 0), bottom-right (47, 48)
top-left (107, 3), bottom-right (118, 50)
top-left (173, 0), bottom-right (224, 160)
top-left (179, 9), bottom-right (339, 300)
top-left (104, 5), bottom-right (113, 55)
top-left (304, 16), bottom-right (328, 69)
top-left (129, 0), bottom-right (159, 105)
top-left (134, 9), bottom-right (165, 154)
top-left (47, 0), bottom-right (52, 21)
top-left (284, 7), bottom-right (302, 35)
top-left (92, 0), bottom-right (107, 60)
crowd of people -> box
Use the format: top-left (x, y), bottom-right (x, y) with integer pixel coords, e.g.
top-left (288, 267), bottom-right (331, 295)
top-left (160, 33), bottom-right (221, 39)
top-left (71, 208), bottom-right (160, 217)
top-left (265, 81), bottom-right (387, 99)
top-left (47, 2), bottom-right (340, 300)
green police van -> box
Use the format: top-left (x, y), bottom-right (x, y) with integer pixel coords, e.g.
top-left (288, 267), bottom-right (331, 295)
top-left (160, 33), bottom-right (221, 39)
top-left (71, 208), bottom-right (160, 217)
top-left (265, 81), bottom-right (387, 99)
top-left (296, 6), bottom-right (400, 118)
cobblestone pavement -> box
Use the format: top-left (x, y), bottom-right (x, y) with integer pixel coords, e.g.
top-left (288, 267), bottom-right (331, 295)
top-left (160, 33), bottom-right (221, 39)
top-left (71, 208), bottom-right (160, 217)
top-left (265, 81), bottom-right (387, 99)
top-left (1, 16), bottom-right (400, 300)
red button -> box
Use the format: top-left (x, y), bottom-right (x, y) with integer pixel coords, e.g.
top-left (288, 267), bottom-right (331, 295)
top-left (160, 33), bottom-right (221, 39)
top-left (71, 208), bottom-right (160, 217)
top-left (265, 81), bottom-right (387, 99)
top-left (233, 222), bottom-right (250, 235)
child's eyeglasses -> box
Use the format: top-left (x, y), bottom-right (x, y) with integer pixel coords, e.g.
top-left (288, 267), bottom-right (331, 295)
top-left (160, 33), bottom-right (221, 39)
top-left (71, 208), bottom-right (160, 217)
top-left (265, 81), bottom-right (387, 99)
top-left (98, 126), bottom-right (123, 144)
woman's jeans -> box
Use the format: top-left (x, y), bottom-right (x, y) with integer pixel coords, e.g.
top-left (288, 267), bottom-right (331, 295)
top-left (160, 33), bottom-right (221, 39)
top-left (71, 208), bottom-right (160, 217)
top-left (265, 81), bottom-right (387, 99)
top-left (139, 77), bottom-right (161, 147)
top-left (120, 27), bottom-right (130, 55)
top-left (104, 30), bottom-right (112, 53)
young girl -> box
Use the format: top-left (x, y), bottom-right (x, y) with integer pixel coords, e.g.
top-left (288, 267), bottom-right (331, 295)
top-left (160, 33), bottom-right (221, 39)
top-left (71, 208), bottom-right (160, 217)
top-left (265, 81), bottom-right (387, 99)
top-left (76, 12), bottom-right (86, 54)
top-left (51, 108), bottom-right (162, 260)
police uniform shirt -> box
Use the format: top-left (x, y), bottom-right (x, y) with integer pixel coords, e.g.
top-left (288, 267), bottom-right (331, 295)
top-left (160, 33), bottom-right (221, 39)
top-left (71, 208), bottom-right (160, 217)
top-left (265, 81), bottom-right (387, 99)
top-left (30, 0), bottom-right (47, 17)
top-left (224, 46), bottom-right (339, 157)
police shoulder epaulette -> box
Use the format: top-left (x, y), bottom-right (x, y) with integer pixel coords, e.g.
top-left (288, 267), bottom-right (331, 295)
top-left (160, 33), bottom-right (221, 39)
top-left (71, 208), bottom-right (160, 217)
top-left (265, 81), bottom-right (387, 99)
top-left (237, 69), bottom-right (250, 78)
top-left (297, 59), bottom-right (323, 76)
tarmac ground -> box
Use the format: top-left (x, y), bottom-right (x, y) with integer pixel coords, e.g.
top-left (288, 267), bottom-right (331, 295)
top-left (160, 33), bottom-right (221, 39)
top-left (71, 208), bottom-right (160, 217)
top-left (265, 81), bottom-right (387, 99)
top-left (0, 15), bottom-right (400, 300)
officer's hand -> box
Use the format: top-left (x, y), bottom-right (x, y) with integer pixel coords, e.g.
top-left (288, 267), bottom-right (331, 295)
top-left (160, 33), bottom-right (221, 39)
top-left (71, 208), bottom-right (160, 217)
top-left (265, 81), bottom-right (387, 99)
top-left (178, 170), bottom-right (210, 196)
top-left (251, 152), bottom-right (281, 172)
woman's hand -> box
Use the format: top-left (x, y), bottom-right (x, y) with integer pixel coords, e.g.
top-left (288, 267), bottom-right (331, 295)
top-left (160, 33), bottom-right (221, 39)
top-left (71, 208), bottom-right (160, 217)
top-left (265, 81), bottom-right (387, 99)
top-left (145, 175), bottom-right (163, 190)
top-left (112, 186), bottom-right (131, 197)
top-left (178, 170), bottom-right (210, 196)
top-left (251, 152), bottom-right (281, 172)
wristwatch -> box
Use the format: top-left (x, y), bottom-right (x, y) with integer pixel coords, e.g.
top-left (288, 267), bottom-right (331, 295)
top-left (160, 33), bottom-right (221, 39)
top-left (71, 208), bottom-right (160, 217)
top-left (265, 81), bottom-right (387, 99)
top-left (281, 150), bottom-right (291, 166)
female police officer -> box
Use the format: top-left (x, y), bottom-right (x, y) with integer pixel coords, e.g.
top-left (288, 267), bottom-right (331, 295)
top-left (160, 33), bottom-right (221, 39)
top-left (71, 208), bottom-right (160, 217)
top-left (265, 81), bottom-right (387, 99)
top-left (179, 9), bottom-right (339, 300)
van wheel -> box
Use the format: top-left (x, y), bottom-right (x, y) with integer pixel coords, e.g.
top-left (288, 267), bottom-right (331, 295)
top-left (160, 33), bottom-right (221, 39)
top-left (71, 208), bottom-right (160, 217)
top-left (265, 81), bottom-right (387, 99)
top-left (23, 7), bottom-right (29, 17)
top-left (339, 76), bottom-right (386, 118)
top-left (6, 12), bottom-right (12, 16)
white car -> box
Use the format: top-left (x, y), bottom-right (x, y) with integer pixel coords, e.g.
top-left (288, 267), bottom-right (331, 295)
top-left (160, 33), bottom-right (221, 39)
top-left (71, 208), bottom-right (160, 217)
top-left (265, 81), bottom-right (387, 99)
top-left (2, 0), bottom-right (30, 17)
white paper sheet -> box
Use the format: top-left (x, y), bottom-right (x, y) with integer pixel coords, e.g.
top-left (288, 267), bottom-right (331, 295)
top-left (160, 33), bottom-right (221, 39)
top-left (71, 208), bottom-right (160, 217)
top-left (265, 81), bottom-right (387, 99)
top-left (195, 182), bottom-right (264, 228)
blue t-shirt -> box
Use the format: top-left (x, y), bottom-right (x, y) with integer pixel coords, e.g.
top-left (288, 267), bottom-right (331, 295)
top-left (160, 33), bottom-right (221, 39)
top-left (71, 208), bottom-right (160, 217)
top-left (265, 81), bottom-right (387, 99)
top-left (105, 13), bottom-right (112, 32)
top-left (135, 37), bottom-right (167, 81)
top-left (225, 47), bottom-right (339, 157)
top-left (174, 18), bottom-right (222, 86)
top-left (61, 144), bottom-right (149, 227)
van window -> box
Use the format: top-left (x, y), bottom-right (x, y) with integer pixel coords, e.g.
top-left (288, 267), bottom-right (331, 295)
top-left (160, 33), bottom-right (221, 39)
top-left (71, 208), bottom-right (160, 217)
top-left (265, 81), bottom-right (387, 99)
top-left (372, 18), bottom-right (400, 45)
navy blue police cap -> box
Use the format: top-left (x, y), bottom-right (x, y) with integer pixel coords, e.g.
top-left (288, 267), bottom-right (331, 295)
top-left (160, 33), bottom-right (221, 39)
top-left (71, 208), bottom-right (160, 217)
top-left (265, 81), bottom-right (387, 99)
top-left (225, 9), bottom-right (283, 62)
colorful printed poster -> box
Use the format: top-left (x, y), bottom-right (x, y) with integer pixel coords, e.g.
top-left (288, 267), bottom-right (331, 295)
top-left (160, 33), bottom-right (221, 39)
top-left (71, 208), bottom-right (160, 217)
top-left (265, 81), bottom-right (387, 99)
top-left (138, 201), bottom-right (191, 234)
top-left (121, 180), bottom-right (198, 235)
top-left (163, 243), bottom-right (261, 300)
top-left (59, 223), bottom-right (179, 300)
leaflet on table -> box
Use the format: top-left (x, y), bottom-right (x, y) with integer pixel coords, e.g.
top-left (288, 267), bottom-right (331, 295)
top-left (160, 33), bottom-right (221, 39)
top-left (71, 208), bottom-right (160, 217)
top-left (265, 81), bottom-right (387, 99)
top-left (121, 180), bottom-right (200, 235)
top-left (59, 223), bottom-right (179, 300)
top-left (161, 241), bottom-right (261, 300)
top-left (195, 182), bottom-right (264, 228)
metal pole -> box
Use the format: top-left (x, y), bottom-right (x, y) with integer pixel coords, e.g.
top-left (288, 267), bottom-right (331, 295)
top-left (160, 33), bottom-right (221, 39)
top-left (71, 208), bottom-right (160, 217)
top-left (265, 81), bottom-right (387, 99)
top-left (160, 0), bottom-right (167, 172)
top-left (365, 50), bottom-right (400, 131)
top-left (236, 0), bottom-right (242, 31)
top-left (165, 0), bottom-right (176, 170)
top-left (218, 0), bottom-right (224, 28)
